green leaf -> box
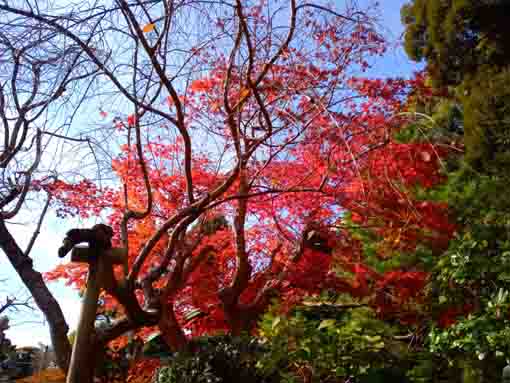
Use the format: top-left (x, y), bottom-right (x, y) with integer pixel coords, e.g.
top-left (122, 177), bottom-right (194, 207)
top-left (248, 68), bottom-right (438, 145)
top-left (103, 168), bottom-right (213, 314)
top-left (364, 335), bottom-right (382, 343)
top-left (272, 316), bottom-right (281, 330)
top-left (318, 319), bottom-right (336, 330)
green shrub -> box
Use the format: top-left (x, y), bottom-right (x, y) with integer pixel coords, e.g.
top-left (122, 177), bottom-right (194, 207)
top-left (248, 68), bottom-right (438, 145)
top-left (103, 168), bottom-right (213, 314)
top-left (155, 335), bottom-right (277, 383)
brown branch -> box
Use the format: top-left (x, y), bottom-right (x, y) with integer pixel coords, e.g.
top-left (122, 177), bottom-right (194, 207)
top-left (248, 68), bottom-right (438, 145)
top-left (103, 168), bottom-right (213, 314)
top-left (235, 0), bottom-right (273, 137)
top-left (1, 129), bottom-right (43, 220)
top-left (0, 296), bottom-right (33, 315)
top-left (128, 161), bottom-right (241, 284)
top-left (223, 8), bottom-right (244, 160)
top-left (243, 235), bottom-right (305, 310)
top-left (296, 3), bottom-right (367, 24)
top-left (222, 168), bottom-right (250, 309)
top-left (24, 192), bottom-right (52, 256)
top-left (0, 3), bottom-right (185, 133)
top-left (253, 0), bottom-right (296, 88)
top-left (118, 0), bottom-right (195, 205)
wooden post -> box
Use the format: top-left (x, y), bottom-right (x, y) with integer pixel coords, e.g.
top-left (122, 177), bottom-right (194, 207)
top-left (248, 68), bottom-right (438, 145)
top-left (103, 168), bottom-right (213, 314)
top-left (66, 247), bottom-right (126, 383)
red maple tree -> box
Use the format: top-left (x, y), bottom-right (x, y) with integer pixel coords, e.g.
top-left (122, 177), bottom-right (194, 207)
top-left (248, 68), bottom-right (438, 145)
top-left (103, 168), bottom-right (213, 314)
top-left (30, 1), bottom-right (455, 377)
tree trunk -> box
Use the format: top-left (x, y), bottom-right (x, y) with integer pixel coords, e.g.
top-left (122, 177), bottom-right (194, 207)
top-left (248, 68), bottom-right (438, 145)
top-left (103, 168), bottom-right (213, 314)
top-left (66, 260), bottom-right (100, 383)
top-left (0, 218), bottom-right (71, 371)
top-left (159, 300), bottom-right (188, 352)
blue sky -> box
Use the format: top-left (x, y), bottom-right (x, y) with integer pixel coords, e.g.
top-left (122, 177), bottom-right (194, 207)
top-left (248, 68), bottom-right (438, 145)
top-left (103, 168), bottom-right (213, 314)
top-left (363, 0), bottom-right (421, 77)
top-left (3, 0), bottom-right (420, 348)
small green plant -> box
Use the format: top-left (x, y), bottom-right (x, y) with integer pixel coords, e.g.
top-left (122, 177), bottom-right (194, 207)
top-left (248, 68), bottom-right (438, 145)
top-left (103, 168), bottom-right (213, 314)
top-left (155, 335), bottom-right (276, 383)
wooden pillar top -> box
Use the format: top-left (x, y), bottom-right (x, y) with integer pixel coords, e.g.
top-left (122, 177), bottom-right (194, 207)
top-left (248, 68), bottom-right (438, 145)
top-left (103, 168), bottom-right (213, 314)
top-left (70, 247), bottom-right (127, 265)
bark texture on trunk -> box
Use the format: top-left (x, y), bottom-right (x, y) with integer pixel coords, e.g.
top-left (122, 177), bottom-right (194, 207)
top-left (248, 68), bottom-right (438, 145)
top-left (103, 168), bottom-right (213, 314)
top-left (0, 218), bottom-right (71, 371)
top-left (159, 299), bottom-right (188, 352)
top-left (66, 260), bottom-right (100, 383)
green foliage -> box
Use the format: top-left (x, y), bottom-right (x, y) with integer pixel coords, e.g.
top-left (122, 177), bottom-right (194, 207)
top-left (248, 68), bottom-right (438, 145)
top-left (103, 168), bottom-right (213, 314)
top-left (459, 68), bottom-right (510, 170)
top-left (402, 0), bottom-right (510, 86)
top-left (389, 113), bottom-right (510, 380)
top-left (429, 288), bottom-right (510, 359)
top-left (372, 10), bottom-right (510, 372)
top-left (424, 167), bottom-right (510, 374)
top-left (155, 335), bottom-right (276, 383)
top-left (402, 0), bottom-right (510, 171)
top-left (434, 168), bottom-right (510, 285)
top-left (257, 300), bottom-right (412, 383)
top-left (394, 101), bottom-right (463, 147)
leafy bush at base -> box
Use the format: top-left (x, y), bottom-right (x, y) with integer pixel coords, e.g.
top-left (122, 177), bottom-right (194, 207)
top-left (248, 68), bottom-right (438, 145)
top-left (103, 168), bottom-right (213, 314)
top-left (155, 335), bottom-right (278, 383)
top-left (257, 300), bottom-right (413, 383)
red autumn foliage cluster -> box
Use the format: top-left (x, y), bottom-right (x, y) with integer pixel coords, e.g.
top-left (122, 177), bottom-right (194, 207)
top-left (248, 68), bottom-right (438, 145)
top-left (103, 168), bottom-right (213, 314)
top-left (46, 73), bottom-right (454, 342)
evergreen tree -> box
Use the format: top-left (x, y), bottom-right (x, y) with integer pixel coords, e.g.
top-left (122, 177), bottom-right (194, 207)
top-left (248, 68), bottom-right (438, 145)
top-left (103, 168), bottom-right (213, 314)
top-left (402, 0), bottom-right (510, 170)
